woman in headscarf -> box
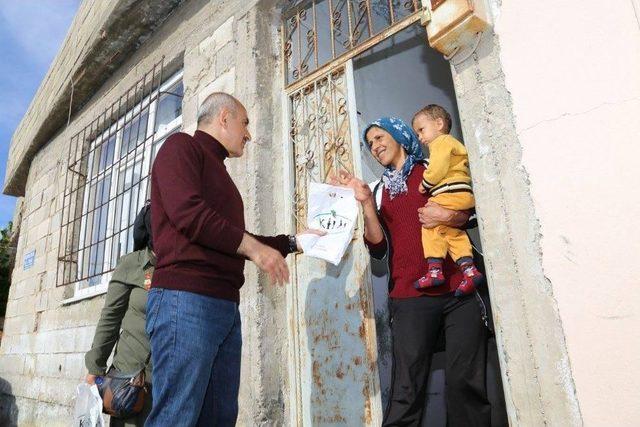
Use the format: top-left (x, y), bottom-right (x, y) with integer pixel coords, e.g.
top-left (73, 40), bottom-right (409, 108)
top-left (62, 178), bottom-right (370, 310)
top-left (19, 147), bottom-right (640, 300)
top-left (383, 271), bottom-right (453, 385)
top-left (84, 203), bottom-right (155, 426)
top-left (336, 117), bottom-right (491, 426)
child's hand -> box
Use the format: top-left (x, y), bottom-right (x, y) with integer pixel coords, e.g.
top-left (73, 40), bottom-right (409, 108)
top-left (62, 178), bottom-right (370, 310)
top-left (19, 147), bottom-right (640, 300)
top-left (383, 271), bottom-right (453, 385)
top-left (418, 184), bottom-right (427, 194)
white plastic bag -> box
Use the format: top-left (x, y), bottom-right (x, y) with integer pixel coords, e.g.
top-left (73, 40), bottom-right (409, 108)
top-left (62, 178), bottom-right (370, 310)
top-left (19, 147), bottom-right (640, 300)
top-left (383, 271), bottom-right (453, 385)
top-left (73, 383), bottom-right (105, 427)
top-left (298, 182), bottom-right (358, 265)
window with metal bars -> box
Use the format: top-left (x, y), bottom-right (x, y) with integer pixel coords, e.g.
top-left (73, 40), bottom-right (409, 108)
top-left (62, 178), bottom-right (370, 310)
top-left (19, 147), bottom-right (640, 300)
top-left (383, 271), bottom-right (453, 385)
top-left (57, 60), bottom-right (183, 296)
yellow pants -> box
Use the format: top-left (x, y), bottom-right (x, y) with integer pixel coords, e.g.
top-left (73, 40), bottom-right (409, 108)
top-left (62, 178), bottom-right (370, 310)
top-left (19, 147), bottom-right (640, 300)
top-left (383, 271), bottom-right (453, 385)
top-left (421, 191), bottom-right (475, 261)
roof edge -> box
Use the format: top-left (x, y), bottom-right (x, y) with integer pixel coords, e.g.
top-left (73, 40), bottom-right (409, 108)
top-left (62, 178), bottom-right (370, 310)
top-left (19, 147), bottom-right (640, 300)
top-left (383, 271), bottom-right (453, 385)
top-left (3, 0), bottom-right (185, 196)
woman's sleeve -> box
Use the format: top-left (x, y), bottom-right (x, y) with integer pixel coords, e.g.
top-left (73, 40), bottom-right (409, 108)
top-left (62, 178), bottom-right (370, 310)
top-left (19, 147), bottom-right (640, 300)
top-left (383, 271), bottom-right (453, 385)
top-left (84, 280), bottom-right (132, 375)
top-left (364, 232), bottom-right (388, 259)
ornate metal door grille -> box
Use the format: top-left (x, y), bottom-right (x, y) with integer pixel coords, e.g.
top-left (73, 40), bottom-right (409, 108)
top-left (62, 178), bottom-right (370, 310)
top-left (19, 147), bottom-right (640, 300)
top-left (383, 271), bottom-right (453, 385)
top-left (290, 66), bottom-right (354, 232)
top-left (283, 4), bottom-right (428, 424)
top-left (284, 1), bottom-right (424, 230)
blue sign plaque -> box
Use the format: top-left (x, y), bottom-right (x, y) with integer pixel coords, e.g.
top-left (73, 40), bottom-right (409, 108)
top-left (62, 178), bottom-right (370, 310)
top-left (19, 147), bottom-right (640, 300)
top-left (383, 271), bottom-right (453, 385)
top-left (23, 250), bottom-right (35, 270)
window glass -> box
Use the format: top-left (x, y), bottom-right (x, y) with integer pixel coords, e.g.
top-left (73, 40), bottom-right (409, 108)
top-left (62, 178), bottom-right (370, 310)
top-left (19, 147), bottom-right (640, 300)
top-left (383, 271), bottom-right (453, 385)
top-left (122, 110), bottom-right (149, 156)
top-left (155, 81), bottom-right (183, 135)
top-left (70, 73), bottom-right (183, 289)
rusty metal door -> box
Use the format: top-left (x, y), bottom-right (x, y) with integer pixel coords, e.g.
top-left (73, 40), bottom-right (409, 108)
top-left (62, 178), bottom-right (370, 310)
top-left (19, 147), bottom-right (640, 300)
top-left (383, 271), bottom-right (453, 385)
top-left (284, 61), bottom-right (383, 426)
top-left (280, 3), bottom-right (427, 423)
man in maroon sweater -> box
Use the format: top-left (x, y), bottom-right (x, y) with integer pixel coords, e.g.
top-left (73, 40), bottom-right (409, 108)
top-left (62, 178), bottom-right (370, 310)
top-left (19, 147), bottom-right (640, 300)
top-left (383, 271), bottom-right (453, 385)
top-left (146, 92), bottom-right (317, 426)
top-left (336, 117), bottom-right (491, 426)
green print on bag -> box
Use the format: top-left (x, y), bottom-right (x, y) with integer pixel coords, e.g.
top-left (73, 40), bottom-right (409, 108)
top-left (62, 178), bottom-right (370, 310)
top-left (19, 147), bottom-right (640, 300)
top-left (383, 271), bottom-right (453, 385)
top-left (314, 210), bottom-right (352, 234)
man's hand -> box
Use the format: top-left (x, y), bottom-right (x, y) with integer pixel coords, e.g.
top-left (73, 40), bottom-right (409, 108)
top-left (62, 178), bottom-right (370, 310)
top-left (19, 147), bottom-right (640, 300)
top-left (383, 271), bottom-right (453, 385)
top-left (86, 374), bottom-right (97, 385)
top-left (418, 200), bottom-right (468, 229)
top-left (238, 234), bottom-right (290, 285)
top-left (295, 229), bottom-right (327, 252)
top-left (330, 170), bottom-right (373, 206)
top-left (252, 246), bottom-right (290, 285)
top-left (418, 183), bottom-right (427, 194)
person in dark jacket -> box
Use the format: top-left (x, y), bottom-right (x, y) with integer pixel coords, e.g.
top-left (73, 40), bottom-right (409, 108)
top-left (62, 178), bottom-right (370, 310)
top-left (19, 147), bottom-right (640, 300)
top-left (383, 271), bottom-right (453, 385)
top-left (146, 92), bottom-right (322, 426)
top-left (85, 204), bottom-right (154, 427)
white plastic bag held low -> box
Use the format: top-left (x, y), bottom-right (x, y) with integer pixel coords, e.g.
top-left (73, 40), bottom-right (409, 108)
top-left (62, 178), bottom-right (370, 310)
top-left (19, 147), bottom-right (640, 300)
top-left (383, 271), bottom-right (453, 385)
top-left (298, 182), bottom-right (358, 265)
top-left (73, 383), bottom-right (105, 427)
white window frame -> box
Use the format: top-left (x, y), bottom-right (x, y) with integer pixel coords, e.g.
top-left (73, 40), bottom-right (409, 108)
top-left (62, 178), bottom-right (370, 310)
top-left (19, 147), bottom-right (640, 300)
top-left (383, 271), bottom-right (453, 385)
top-left (67, 70), bottom-right (183, 302)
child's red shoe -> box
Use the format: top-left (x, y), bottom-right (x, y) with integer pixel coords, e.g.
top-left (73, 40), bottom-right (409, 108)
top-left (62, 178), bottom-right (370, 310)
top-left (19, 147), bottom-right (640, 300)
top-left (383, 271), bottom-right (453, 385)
top-left (415, 259), bottom-right (446, 290)
top-left (455, 260), bottom-right (484, 296)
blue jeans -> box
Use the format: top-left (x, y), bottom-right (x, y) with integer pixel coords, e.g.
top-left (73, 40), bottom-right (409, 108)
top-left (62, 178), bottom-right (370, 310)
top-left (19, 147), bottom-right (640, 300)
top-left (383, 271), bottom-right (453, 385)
top-left (145, 288), bottom-right (242, 427)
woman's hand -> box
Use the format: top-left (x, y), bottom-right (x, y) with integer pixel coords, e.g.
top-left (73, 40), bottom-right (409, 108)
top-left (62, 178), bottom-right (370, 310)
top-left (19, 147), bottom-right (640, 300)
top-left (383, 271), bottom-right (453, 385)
top-left (86, 374), bottom-right (97, 385)
top-left (330, 170), bottom-right (373, 205)
top-left (329, 169), bottom-right (384, 245)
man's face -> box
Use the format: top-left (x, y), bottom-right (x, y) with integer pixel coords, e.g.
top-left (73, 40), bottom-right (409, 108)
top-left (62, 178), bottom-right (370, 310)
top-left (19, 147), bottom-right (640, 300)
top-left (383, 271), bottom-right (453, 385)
top-left (222, 104), bottom-right (251, 158)
top-left (413, 113), bottom-right (443, 145)
top-left (366, 126), bottom-right (403, 167)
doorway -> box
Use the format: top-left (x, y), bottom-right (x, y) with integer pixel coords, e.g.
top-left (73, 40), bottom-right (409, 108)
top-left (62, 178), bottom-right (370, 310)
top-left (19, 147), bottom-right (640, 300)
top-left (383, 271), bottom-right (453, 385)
top-left (350, 23), bottom-right (505, 426)
top-left (281, 3), bottom-right (503, 425)
top-left (353, 23), bottom-right (465, 424)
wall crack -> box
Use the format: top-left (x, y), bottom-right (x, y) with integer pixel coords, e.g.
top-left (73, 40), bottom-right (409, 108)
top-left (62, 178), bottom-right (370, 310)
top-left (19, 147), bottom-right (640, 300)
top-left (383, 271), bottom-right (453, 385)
top-left (518, 96), bottom-right (640, 135)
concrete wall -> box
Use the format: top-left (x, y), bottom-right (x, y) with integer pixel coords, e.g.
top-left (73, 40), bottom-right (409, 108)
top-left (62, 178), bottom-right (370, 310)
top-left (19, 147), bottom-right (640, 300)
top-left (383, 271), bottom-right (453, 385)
top-left (448, 0), bottom-right (583, 425)
top-left (2, 0), bottom-right (637, 425)
top-left (0, 0), bottom-right (291, 424)
top-left (450, 0), bottom-right (639, 425)
top-left (495, 1), bottom-right (640, 425)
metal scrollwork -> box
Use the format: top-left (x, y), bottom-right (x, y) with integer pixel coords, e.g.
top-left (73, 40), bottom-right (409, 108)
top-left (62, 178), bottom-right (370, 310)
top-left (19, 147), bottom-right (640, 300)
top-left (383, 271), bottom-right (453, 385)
top-left (284, 41), bottom-right (293, 60)
top-left (337, 98), bottom-right (347, 116)
top-left (283, 0), bottom-right (421, 84)
top-left (288, 67), bottom-right (353, 231)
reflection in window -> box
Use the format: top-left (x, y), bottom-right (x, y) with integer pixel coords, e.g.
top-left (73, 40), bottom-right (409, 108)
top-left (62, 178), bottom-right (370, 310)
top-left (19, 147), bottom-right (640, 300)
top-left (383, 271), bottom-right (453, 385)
top-left (122, 110), bottom-right (149, 156)
top-left (93, 135), bottom-right (116, 173)
top-left (87, 174), bottom-right (112, 285)
top-left (155, 81), bottom-right (183, 134)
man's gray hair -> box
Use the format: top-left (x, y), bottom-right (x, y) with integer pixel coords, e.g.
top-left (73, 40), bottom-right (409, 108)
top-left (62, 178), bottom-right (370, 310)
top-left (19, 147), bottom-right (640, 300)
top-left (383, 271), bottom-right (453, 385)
top-left (197, 92), bottom-right (239, 125)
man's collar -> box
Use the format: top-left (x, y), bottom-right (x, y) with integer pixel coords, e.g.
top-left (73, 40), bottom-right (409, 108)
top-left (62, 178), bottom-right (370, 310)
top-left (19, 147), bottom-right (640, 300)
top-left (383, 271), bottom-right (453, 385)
top-left (193, 130), bottom-right (229, 160)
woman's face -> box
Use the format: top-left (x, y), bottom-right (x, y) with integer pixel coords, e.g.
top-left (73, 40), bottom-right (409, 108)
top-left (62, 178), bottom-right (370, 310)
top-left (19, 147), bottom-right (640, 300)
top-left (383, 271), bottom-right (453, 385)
top-left (365, 126), bottom-right (404, 168)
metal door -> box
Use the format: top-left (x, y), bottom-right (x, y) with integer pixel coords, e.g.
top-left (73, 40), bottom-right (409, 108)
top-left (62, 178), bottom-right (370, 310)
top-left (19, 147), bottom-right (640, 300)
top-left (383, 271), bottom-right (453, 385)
top-left (284, 61), bottom-right (383, 426)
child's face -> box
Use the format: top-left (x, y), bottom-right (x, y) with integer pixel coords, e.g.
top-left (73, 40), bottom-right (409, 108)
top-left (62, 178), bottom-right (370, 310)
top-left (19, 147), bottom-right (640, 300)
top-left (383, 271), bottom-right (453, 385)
top-left (413, 113), bottom-right (444, 145)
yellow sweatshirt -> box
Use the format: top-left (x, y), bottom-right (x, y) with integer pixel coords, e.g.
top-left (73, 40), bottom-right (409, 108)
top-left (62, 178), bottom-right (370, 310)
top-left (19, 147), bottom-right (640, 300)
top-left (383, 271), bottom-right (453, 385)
top-left (421, 134), bottom-right (472, 195)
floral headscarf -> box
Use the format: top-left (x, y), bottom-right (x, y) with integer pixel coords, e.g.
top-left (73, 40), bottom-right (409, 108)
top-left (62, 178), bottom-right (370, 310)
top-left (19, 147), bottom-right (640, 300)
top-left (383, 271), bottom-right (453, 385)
top-left (363, 116), bottom-right (423, 199)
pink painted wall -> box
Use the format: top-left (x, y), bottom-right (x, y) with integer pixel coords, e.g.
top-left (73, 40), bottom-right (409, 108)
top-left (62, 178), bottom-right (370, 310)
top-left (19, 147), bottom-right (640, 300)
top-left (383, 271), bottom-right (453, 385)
top-left (495, 1), bottom-right (640, 425)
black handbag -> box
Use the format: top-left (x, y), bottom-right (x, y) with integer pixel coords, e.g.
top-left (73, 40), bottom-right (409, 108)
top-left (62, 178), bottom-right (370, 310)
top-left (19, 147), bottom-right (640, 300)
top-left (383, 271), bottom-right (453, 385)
top-left (97, 366), bottom-right (148, 419)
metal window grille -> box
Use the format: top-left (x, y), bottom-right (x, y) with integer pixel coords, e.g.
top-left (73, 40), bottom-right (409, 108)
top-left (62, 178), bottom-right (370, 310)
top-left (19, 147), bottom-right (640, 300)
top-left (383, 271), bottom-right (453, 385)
top-left (283, 0), bottom-right (421, 86)
top-left (57, 59), bottom-right (184, 289)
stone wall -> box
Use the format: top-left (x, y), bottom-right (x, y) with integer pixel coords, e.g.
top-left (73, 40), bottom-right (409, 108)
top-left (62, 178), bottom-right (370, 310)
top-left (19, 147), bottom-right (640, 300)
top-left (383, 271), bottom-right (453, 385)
top-left (0, 1), bottom-right (291, 424)
top-left (5, 0), bottom-right (634, 425)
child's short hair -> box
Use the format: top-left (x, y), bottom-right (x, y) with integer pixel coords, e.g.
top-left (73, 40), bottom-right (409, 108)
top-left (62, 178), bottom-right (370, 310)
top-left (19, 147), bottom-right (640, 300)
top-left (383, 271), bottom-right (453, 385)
top-left (413, 104), bottom-right (452, 134)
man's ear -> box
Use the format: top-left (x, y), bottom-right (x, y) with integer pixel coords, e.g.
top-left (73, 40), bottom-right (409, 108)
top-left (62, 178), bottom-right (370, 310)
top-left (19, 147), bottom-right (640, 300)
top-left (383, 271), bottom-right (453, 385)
top-left (219, 107), bottom-right (230, 128)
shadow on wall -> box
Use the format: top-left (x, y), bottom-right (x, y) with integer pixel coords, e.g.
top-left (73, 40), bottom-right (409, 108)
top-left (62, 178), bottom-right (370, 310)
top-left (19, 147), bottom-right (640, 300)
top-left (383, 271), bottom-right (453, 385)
top-left (0, 377), bottom-right (18, 427)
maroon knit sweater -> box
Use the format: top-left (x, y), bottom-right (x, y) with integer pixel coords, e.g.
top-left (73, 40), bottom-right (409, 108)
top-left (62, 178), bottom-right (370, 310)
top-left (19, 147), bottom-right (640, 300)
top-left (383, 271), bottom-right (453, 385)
top-left (150, 130), bottom-right (290, 303)
top-left (364, 163), bottom-right (464, 299)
